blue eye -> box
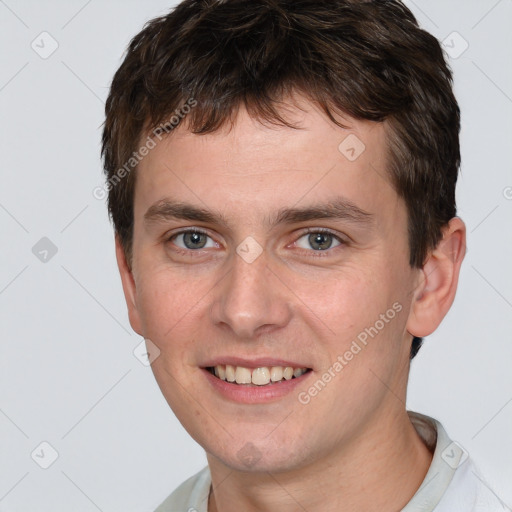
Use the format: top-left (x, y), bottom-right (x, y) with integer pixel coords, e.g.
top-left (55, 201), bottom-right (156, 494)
top-left (295, 229), bottom-right (343, 252)
top-left (166, 227), bottom-right (345, 258)
top-left (170, 230), bottom-right (216, 250)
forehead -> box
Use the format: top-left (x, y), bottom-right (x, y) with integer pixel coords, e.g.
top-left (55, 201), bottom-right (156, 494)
top-left (134, 99), bottom-right (402, 232)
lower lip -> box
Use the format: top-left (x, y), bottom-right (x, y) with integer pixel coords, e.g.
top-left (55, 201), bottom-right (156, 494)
top-left (202, 368), bottom-right (312, 404)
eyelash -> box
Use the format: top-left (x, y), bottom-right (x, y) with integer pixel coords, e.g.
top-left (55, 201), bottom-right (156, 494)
top-left (292, 228), bottom-right (346, 257)
top-left (166, 227), bottom-right (347, 258)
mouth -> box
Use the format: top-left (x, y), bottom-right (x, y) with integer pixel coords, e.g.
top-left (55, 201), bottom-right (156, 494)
top-left (205, 365), bottom-right (313, 386)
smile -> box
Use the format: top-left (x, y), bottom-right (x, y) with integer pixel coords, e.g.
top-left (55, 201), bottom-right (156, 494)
top-left (207, 365), bottom-right (312, 386)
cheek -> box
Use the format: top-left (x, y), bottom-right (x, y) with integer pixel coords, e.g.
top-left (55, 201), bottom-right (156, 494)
top-left (301, 267), bottom-right (384, 334)
top-left (134, 268), bottom-right (204, 346)
top-left (302, 262), bottom-right (407, 364)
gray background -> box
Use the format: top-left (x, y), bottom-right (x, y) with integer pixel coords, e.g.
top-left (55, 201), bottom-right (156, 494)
top-left (0, 0), bottom-right (511, 510)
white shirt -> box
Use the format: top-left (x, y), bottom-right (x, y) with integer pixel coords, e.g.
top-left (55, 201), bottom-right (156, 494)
top-left (154, 411), bottom-right (510, 511)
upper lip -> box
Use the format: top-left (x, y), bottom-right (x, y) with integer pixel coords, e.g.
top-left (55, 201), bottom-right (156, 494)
top-left (201, 357), bottom-right (311, 369)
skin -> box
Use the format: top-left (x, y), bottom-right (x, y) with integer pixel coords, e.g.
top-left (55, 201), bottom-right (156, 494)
top-left (116, 95), bottom-right (466, 511)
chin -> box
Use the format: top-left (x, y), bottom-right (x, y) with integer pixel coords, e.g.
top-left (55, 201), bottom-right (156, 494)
top-left (205, 436), bottom-right (315, 474)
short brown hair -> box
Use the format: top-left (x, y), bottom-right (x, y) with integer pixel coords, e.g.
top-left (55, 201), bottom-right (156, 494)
top-left (101, 0), bottom-right (461, 359)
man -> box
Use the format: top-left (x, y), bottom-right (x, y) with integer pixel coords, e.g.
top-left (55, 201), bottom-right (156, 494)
top-left (101, 0), bottom-right (510, 510)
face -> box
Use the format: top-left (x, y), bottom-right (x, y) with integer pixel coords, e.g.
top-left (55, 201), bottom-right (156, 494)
top-left (118, 97), bottom-right (423, 473)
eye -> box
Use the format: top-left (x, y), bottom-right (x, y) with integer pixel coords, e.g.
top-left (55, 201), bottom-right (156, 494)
top-left (294, 229), bottom-right (344, 252)
top-left (168, 229), bottom-right (217, 251)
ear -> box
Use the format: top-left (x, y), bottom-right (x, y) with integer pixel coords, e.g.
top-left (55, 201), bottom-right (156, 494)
top-left (115, 235), bottom-right (143, 336)
top-left (406, 217), bottom-right (466, 337)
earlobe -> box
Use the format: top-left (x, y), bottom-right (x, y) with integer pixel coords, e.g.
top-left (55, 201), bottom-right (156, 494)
top-left (406, 217), bottom-right (466, 338)
top-left (115, 235), bottom-right (143, 336)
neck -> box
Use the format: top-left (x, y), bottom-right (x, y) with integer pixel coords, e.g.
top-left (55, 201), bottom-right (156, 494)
top-left (207, 408), bottom-right (433, 512)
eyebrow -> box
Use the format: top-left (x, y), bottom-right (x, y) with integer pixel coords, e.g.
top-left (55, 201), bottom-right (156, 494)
top-left (144, 196), bottom-right (374, 229)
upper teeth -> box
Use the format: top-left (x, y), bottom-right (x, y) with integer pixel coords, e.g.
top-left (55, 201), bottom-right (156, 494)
top-left (213, 365), bottom-right (308, 385)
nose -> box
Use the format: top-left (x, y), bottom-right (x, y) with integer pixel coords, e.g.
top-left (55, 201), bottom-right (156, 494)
top-left (209, 248), bottom-right (293, 339)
